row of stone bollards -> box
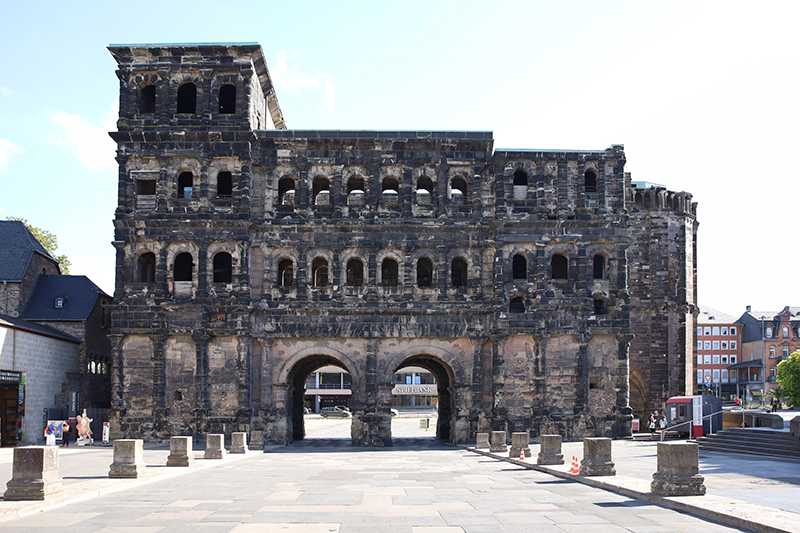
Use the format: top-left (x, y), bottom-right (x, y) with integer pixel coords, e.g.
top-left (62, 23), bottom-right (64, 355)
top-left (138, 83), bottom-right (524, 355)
top-left (475, 431), bottom-right (705, 496)
top-left (4, 432), bottom-right (257, 501)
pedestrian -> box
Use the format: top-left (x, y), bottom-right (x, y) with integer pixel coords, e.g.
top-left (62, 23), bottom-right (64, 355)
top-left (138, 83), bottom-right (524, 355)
top-left (61, 420), bottom-right (70, 447)
top-left (659, 416), bottom-right (667, 441)
top-left (648, 414), bottom-right (656, 440)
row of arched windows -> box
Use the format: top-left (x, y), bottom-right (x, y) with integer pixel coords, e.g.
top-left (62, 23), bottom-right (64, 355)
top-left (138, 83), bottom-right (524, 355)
top-left (172, 170), bottom-right (232, 200)
top-left (512, 169), bottom-right (598, 194)
top-left (510, 252), bottom-right (607, 281)
top-left (136, 251), bottom-right (233, 284)
top-left (139, 82), bottom-right (236, 115)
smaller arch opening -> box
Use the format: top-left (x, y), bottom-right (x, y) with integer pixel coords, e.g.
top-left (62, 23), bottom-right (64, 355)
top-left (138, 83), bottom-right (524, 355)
top-left (313, 177), bottom-right (331, 206)
top-left (450, 177), bottom-right (467, 204)
top-left (346, 258), bottom-right (364, 286)
top-left (141, 84), bottom-right (156, 113)
top-left (137, 252), bottom-right (155, 283)
top-left (347, 176), bottom-right (365, 206)
top-left (512, 253), bottom-right (527, 281)
top-left (213, 252), bottom-right (233, 283)
top-left (382, 177), bottom-right (399, 205)
top-left (513, 170), bottom-right (528, 186)
top-left (177, 82), bottom-right (197, 114)
top-left (585, 169), bottom-right (597, 193)
top-left (278, 177), bottom-right (295, 206)
top-left (551, 254), bottom-right (568, 280)
top-left (593, 296), bottom-right (608, 315)
top-left (312, 257), bottom-right (329, 288)
top-left (174, 252), bottom-right (194, 282)
top-left (416, 176), bottom-right (433, 206)
top-left (451, 257), bottom-right (467, 287)
top-left (382, 258), bottom-right (399, 286)
top-left (593, 254), bottom-right (606, 279)
top-left (217, 171), bottom-right (232, 198)
top-left (278, 258), bottom-right (294, 287)
top-left (178, 171), bottom-right (193, 199)
top-left (219, 84), bottom-right (236, 114)
top-left (417, 257), bottom-right (433, 287)
top-left (510, 297), bottom-right (525, 313)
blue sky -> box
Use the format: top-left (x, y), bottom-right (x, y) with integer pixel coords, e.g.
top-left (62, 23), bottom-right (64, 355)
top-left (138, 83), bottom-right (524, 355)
top-left (1, 1), bottom-right (797, 316)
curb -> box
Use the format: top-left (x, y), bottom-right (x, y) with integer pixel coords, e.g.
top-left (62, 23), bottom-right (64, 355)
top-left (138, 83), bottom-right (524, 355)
top-left (461, 445), bottom-right (800, 533)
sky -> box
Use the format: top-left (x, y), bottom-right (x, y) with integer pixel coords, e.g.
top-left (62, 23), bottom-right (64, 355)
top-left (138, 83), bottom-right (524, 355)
top-left (0, 1), bottom-right (797, 317)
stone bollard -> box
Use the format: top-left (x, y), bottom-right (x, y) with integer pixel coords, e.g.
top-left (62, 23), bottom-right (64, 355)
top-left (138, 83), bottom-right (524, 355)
top-left (537, 434), bottom-right (564, 465)
top-left (579, 437), bottom-right (616, 476)
top-left (249, 430), bottom-right (263, 451)
top-left (490, 431), bottom-right (507, 453)
top-left (475, 432), bottom-right (490, 449)
top-left (109, 439), bottom-right (147, 478)
top-left (166, 436), bottom-right (196, 467)
top-left (4, 446), bottom-right (63, 500)
top-left (509, 431), bottom-right (531, 459)
top-left (205, 433), bottom-right (226, 459)
top-left (651, 442), bottom-right (706, 496)
top-left (791, 416), bottom-right (800, 439)
top-left (230, 432), bottom-right (247, 454)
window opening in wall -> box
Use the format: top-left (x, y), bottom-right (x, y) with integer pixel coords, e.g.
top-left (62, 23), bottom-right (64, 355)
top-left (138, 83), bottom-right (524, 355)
top-left (593, 297), bottom-right (607, 315)
top-left (510, 296), bottom-right (525, 313)
top-left (769, 346), bottom-right (776, 358)
top-left (593, 254), bottom-right (606, 279)
top-left (346, 258), bottom-right (364, 286)
top-left (278, 177), bottom-right (295, 206)
top-left (175, 390), bottom-right (183, 401)
top-left (382, 177), bottom-right (399, 205)
top-left (313, 177), bottom-right (331, 206)
top-left (416, 176), bottom-right (433, 205)
top-left (551, 254), bottom-right (568, 279)
top-left (217, 171), bottom-right (232, 198)
top-left (766, 327), bottom-right (773, 338)
top-left (450, 176), bottom-right (467, 205)
top-left (512, 170), bottom-right (528, 199)
top-left (512, 253), bottom-right (527, 280)
top-left (177, 82), bottom-right (197, 114)
top-left (178, 172), bottom-right (193, 199)
top-left (585, 169), bottom-right (597, 193)
top-left (312, 257), bottom-right (329, 287)
top-left (278, 259), bottom-right (294, 287)
top-left (417, 257), bottom-right (433, 287)
top-left (213, 252), bottom-right (232, 283)
top-left (451, 258), bottom-right (467, 287)
top-left (347, 176), bottom-right (365, 206)
top-left (55, 297), bottom-right (64, 309)
top-left (137, 179), bottom-right (156, 196)
top-left (219, 84), bottom-right (236, 114)
top-left (783, 326), bottom-right (789, 338)
top-left (141, 84), bottom-right (156, 113)
top-left (137, 252), bottom-right (156, 283)
top-left (382, 258), bottom-right (398, 286)
top-left (174, 252), bottom-right (194, 282)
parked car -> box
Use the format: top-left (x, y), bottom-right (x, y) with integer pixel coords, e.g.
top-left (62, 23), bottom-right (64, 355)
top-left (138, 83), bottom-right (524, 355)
top-left (321, 406), bottom-right (351, 418)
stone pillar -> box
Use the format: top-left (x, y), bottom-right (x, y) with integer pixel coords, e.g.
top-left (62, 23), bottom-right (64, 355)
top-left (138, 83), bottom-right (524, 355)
top-left (579, 437), bottom-right (616, 476)
top-left (249, 430), bottom-right (263, 451)
top-left (790, 415), bottom-right (800, 438)
top-left (230, 432), bottom-right (247, 454)
top-left (490, 334), bottom-right (508, 429)
top-left (109, 439), bottom-right (147, 478)
top-left (651, 442), bottom-right (706, 496)
top-left (509, 431), bottom-right (531, 458)
top-left (109, 334), bottom-right (126, 411)
top-left (166, 436), bottom-right (195, 467)
top-left (150, 334), bottom-right (168, 412)
top-left (193, 332), bottom-right (211, 432)
top-left (574, 333), bottom-right (592, 413)
top-left (490, 430), bottom-right (507, 453)
top-left (537, 434), bottom-right (564, 465)
top-left (4, 447), bottom-right (63, 501)
top-left (475, 432), bottom-right (490, 449)
top-left (205, 434), bottom-right (226, 459)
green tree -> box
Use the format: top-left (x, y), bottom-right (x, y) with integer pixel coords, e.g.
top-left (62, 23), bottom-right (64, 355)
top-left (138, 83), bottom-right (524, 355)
top-left (6, 216), bottom-right (71, 274)
top-left (776, 351), bottom-right (800, 407)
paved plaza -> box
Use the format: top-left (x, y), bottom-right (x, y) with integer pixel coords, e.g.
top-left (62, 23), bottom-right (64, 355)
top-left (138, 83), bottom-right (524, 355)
top-left (0, 418), bottom-right (797, 532)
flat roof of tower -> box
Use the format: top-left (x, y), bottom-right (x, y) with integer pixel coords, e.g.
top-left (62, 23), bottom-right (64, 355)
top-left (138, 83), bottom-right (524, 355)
top-left (109, 42), bottom-right (260, 48)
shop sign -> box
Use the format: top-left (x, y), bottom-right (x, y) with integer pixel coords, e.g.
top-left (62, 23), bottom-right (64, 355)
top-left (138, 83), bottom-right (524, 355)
top-left (394, 385), bottom-right (436, 395)
top-left (0, 371), bottom-right (22, 383)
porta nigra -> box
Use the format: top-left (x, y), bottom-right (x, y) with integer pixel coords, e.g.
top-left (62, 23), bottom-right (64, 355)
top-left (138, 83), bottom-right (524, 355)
top-left (107, 43), bottom-right (697, 446)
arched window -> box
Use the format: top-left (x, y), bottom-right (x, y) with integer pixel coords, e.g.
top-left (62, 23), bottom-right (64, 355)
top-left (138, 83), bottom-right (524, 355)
top-left (766, 327), bottom-right (773, 338)
top-left (416, 176), bottom-right (433, 205)
top-left (312, 257), bottom-right (328, 287)
top-left (585, 169), bottom-right (597, 193)
top-left (451, 258), bottom-right (467, 287)
top-left (593, 296), bottom-right (607, 315)
top-left (382, 258), bottom-right (398, 286)
top-left (219, 84), bottom-right (235, 114)
top-left (213, 252), bottom-right (232, 283)
top-left (347, 176), bottom-right (365, 206)
top-left (782, 326), bottom-right (789, 338)
top-left (141, 84), bottom-right (156, 113)
top-left (174, 252), bottom-right (193, 282)
top-left (217, 171), bottom-right (232, 198)
top-left (593, 254), bottom-right (606, 279)
top-left (513, 170), bottom-right (528, 186)
top-left (769, 346), bottom-right (776, 358)
top-left (512, 254), bottom-right (527, 280)
top-left (417, 258), bottom-right (433, 287)
top-left (551, 254), bottom-right (568, 280)
top-left (137, 252), bottom-right (155, 283)
top-left (382, 177), bottom-right (399, 205)
top-left (510, 297), bottom-right (525, 313)
top-left (313, 177), bottom-right (331, 206)
top-left (177, 82), bottom-right (197, 114)
top-left (178, 171), bottom-right (193, 199)
top-left (278, 259), bottom-right (294, 287)
top-left (346, 258), bottom-right (364, 286)
top-left (278, 177), bottom-right (295, 206)
top-left (450, 176), bottom-right (468, 205)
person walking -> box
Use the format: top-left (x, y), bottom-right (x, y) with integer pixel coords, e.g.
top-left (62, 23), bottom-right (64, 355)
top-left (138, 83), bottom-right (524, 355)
top-left (648, 414), bottom-right (656, 440)
top-left (61, 420), bottom-right (70, 447)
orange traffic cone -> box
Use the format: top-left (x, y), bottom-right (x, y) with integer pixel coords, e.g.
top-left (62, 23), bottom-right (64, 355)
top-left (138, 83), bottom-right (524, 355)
top-left (569, 456), bottom-right (580, 474)
top-left (519, 448), bottom-right (525, 461)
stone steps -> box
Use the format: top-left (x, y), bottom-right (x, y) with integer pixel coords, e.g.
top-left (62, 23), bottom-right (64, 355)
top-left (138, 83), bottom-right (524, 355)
top-left (696, 428), bottom-right (800, 459)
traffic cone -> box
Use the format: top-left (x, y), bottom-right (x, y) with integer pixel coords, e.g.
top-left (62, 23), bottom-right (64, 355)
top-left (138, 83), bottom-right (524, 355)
top-left (569, 456), bottom-right (580, 474)
top-left (519, 448), bottom-right (525, 461)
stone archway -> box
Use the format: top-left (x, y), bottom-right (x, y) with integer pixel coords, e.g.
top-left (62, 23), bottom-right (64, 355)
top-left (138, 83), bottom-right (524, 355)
top-left (391, 354), bottom-right (457, 443)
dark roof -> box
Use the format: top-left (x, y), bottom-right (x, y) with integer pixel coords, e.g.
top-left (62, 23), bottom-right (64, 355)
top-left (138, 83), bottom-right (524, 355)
top-left (0, 314), bottom-right (81, 343)
top-left (18, 275), bottom-right (109, 321)
top-left (0, 221), bottom-right (57, 281)
top-left (697, 306), bottom-right (739, 325)
top-left (727, 359), bottom-right (764, 369)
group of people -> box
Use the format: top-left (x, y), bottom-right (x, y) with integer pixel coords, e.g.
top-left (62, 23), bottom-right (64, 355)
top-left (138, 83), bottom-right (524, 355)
top-left (43, 409), bottom-right (94, 446)
top-left (647, 413), bottom-right (667, 440)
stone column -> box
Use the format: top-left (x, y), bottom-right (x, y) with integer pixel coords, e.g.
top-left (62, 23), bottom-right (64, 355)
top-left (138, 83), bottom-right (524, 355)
top-left (651, 442), bottom-right (705, 496)
top-left (150, 333), bottom-right (168, 412)
top-left (490, 430), bottom-right (507, 453)
top-left (109, 439), bottom-right (147, 478)
top-left (574, 333), bottom-right (592, 413)
top-left (193, 333), bottom-right (211, 433)
top-left (109, 334), bottom-right (126, 411)
top-left (112, 241), bottom-right (126, 301)
top-left (509, 431), bottom-right (531, 459)
top-left (537, 434), bottom-right (564, 465)
top-left (236, 333), bottom-right (251, 422)
top-left (205, 434), bottom-right (226, 459)
top-left (230, 432), bottom-right (248, 454)
top-left (579, 437), bottom-right (616, 476)
top-left (475, 432), bottom-right (490, 449)
top-left (166, 436), bottom-right (195, 467)
top-left (490, 334), bottom-right (508, 429)
top-left (4, 447), bottom-right (63, 501)
top-left (249, 430), bottom-right (263, 451)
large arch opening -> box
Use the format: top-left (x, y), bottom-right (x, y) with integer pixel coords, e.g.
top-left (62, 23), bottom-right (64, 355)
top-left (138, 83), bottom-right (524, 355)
top-left (391, 354), bottom-right (455, 442)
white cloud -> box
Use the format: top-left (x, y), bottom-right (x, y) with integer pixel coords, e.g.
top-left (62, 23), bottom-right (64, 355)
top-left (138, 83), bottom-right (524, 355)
top-left (0, 86), bottom-right (12, 97)
top-left (48, 102), bottom-right (117, 171)
top-left (271, 51), bottom-right (337, 116)
top-left (0, 138), bottom-right (22, 174)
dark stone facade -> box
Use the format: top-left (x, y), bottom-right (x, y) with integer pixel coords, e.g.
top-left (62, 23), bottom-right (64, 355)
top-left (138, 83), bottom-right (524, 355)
top-left (107, 44), bottom-right (696, 446)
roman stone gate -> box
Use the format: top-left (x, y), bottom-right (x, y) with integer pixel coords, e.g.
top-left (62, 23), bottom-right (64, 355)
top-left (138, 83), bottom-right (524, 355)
top-left (106, 43), bottom-right (697, 448)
